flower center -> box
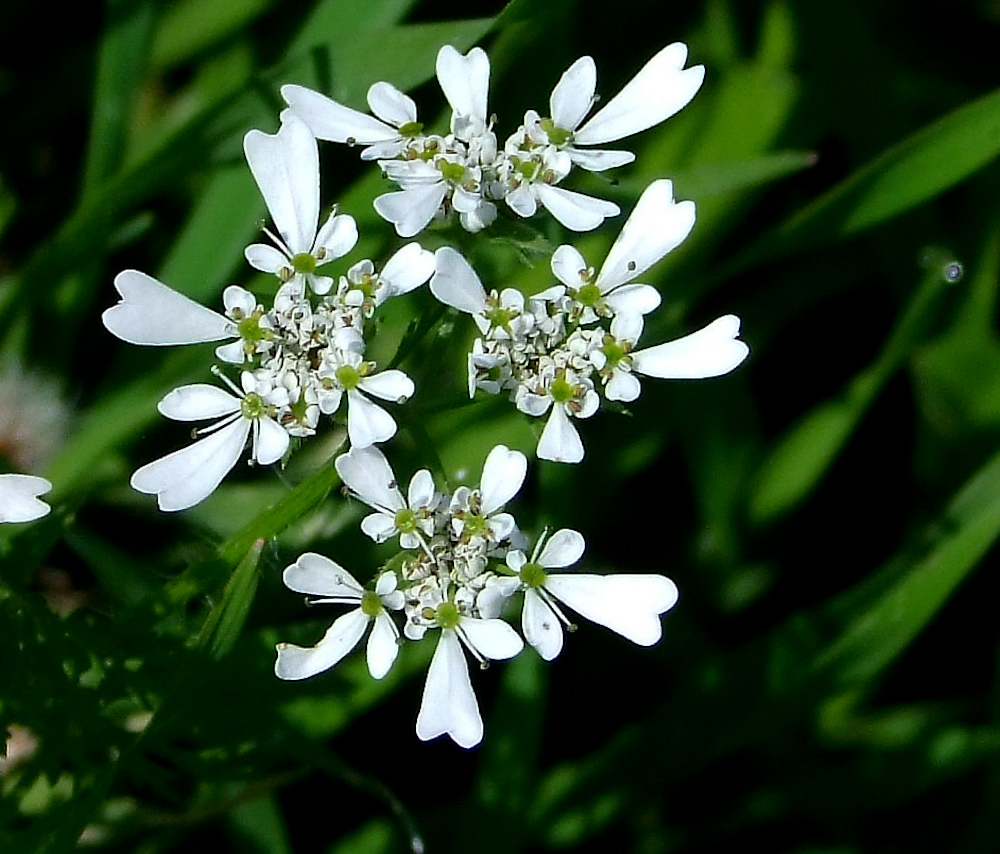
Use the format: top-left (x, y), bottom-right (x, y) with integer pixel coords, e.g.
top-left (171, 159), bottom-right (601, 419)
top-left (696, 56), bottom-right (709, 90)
top-left (437, 160), bottom-right (466, 184)
top-left (550, 374), bottom-right (575, 403)
top-left (291, 252), bottom-right (317, 274)
top-left (435, 601), bottom-right (461, 629)
top-left (397, 120), bottom-right (424, 137)
top-left (360, 589), bottom-right (383, 617)
top-left (577, 283), bottom-right (602, 307)
top-left (335, 365), bottom-right (361, 390)
top-left (394, 507), bottom-right (419, 534)
top-left (462, 513), bottom-right (487, 537)
top-left (518, 561), bottom-right (548, 588)
top-left (240, 392), bottom-right (266, 419)
top-left (539, 118), bottom-right (573, 146)
top-left (600, 339), bottom-right (629, 368)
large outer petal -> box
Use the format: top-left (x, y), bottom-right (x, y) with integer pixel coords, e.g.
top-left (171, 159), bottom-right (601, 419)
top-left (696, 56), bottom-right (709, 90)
top-left (436, 45), bottom-right (490, 125)
top-left (281, 84), bottom-right (396, 143)
top-left (244, 114), bottom-right (319, 255)
top-left (535, 184), bottom-right (619, 232)
top-left (157, 384), bottom-right (240, 422)
top-left (550, 56), bottom-right (597, 131)
top-left (631, 315), bottom-right (749, 379)
top-left (366, 611), bottom-right (400, 679)
top-left (283, 552), bottom-right (363, 597)
top-left (573, 42), bottom-right (705, 145)
top-left (545, 574), bottom-right (679, 645)
top-left (429, 247), bottom-right (488, 315)
top-left (537, 405), bottom-right (585, 464)
top-left (130, 418), bottom-right (249, 511)
top-left (346, 390), bottom-right (398, 448)
top-left (274, 609), bottom-right (369, 680)
top-left (597, 180), bottom-right (696, 292)
top-left (0, 474), bottom-right (52, 523)
top-left (102, 270), bottom-right (235, 346)
top-left (479, 444), bottom-right (527, 516)
top-left (522, 588), bottom-right (563, 661)
top-left (416, 630), bottom-right (483, 749)
top-left (334, 445), bottom-right (405, 515)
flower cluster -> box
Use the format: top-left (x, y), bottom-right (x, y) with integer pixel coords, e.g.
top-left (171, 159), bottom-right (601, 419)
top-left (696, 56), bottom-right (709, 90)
top-left (283, 43), bottom-right (704, 236)
top-left (276, 444), bottom-right (678, 748)
top-left (103, 115), bottom-right (434, 511)
top-left (430, 179), bottom-right (750, 462)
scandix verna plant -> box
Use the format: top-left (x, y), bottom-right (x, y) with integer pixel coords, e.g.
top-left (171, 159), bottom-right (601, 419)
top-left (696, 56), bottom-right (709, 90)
top-left (5, 42), bottom-right (749, 748)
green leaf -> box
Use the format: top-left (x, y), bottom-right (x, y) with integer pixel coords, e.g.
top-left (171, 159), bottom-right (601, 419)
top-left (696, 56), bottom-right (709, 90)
top-left (197, 538), bottom-right (265, 661)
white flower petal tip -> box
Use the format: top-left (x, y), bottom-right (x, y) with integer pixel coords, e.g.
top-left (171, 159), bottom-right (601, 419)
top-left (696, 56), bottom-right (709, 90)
top-left (416, 631), bottom-right (484, 749)
top-left (632, 315), bottom-right (750, 380)
top-left (103, 270), bottom-right (235, 346)
top-left (0, 474), bottom-right (53, 523)
top-left (274, 609), bottom-right (369, 680)
top-left (545, 573), bottom-right (679, 646)
top-left (480, 445), bottom-right (528, 515)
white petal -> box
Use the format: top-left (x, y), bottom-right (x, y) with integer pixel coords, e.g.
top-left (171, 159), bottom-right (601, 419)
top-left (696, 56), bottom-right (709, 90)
top-left (429, 247), bottom-right (488, 315)
top-left (597, 180), bottom-right (696, 291)
top-left (373, 184), bottom-right (447, 238)
top-left (436, 45), bottom-right (490, 125)
top-left (361, 511), bottom-right (398, 543)
top-left (522, 588), bottom-right (563, 661)
top-left (550, 56), bottom-right (596, 132)
top-left (244, 114), bottom-right (319, 255)
top-left (504, 184), bottom-right (537, 218)
top-left (632, 315), bottom-right (749, 379)
top-left (408, 469), bottom-right (436, 509)
top-left (550, 244), bottom-right (589, 289)
top-left (573, 43), bottom-right (705, 145)
top-left (366, 611), bottom-right (400, 679)
top-left (282, 552), bottom-right (363, 597)
top-left (479, 444), bottom-right (527, 516)
top-left (252, 416), bottom-right (290, 465)
top-left (606, 368), bottom-right (642, 402)
top-left (416, 630), bottom-right (483, 749)
top-left (535, 184), bottom-right (619, 232)
top-left (335, 445), bottom-right (405, 514)
top-left (358, 369), bottom-right (414, 403)
top-left (157, 384), bottom-right (240, 421)
top-left (313, 212), bottom-right (358, 260)
top-left (379, 242), bottom-right (435, 300)
top-left (274, 609), bottom-right (369, 680)
top-left (281, 84), bottom-right (397, 144)
top-left (346, 390), bottom-right (398, 447)
top-left (130, 418), bottom-right (249, 511)
top-left (460, 616), bottom-right (523, 661)
top-left (367, 81), bottom-right (417, 127)
top-left (537, 405), bottom-right (585, 464)
top-left (0, 474), bottom-right (52, 523)
top-left (604, 283), bottom-right (661, 317)
top-left (545, 574), bottom-right (679, 645)
top-left (102, 270), bottom-right (235, 346)
top-left (567, 147), bottom-right (635, 171)
top-left (244, 243), bottom-right (288, 274)
top-left (537, 528), bottom-right (585, 568)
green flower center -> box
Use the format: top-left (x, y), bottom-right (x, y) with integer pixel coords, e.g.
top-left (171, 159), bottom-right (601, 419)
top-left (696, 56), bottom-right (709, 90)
top-left (438, 160), bottom-right (466, 184)
top-left (360, 589), bottom-right (383, 617)
top-left (485, 306), bottom-right (516, 331)
top-left (291, 252), bottom-right (317, 274)
top-left (577, 283), bottom-right (602, 307)
top-left (601, 339), bottom-right (629, 368)
top-left (519, 561), bottom-right (548, 588)
top-left (550, 375), bottom-right (575, 404)
top-left (394, 507), bottom-right (419, 534)
top-left (435, 601), bottom-right (461, 630)
top-left (397, 121), bottom-right (424, 137)
top-left (335, 365), bottom-right (361, 390)
top-left (240, 392), bottom-right (266, 420)
top-left (539, 118), bottom-right (573, 146)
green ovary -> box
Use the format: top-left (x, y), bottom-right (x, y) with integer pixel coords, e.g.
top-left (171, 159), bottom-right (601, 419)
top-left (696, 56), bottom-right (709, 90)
top-left (550, 375), bottom-right (575, 403)
top-left (519, 562), bottom-right (548, 589)
top-left (360, 590), bottom-right (383, 617)
top-left (291, 252), bottom-right (317, 274)
top-left (438, 160), bottom-right (466, 184)
top-left (577, 283), bottom-right (602, 307)
top-left (398, 121), bottom-right (423, 137)
top-left (335, 365), bottom-right (361, 390)
top-left (601, 340), bottom-right (628, 368)
top-left (394, 507), bottom-right (419, 534)
top-left (435, 601), bottom-right (461, 629)
top-left (539, 118), bottom-right (573, 146)
top-left (240, 392), bottom-right (266, 419)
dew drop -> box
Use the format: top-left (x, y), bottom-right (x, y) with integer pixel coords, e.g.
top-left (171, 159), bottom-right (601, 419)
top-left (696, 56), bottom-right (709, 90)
top-left (943, 262), bottom-right (963, 283)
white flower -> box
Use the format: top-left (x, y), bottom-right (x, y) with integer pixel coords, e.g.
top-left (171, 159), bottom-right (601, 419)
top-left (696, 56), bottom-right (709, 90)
top-left (335, 445), bottom-right (440, 549)
top-left (517, 368), bottom-right (599, 464)
top-left (281, 81), bottom-right (423, 160)
top-left (539, 43), bottom-right (704, 170)
top-left (551, 179), bottom-right (696, 322)
top-left (102, 270), bottom-right (238, 350)
top-left (415, 592), bottom-right (523, 749)
top-left (130, 373), bottom-right (290, 511)
top-left (448, 443), bottom-right (528, 545)
top-left (0, 474), bottom-right (52, 523)
top-left (244, 114), bottom-right (358, 294)
top-left (504, 529), bottom-right (679, 660)
top-left (275, 553), bottom-right (404, 680)
top-left (435, 44), bottom-right (491, 141)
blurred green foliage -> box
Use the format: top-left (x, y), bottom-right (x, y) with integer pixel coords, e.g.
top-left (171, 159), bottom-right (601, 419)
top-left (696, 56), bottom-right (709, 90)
top-left (2, 0), bottom-right (1000, 852)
